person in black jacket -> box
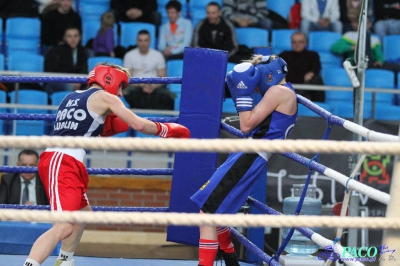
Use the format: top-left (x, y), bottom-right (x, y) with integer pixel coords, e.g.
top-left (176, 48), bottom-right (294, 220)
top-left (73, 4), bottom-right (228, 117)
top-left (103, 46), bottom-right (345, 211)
top-left (279, 31), bottom-right (325, 102)
top-left (0, 149), bottom-right (48, 205)
top-left (44, 26), bottom-right (89, 94)
top-left (111, 0), bottom-right (159, 26)
top-left (193, 2), bottom-right (241, 63)
top-left (41, 0), bottom-right (81, 54)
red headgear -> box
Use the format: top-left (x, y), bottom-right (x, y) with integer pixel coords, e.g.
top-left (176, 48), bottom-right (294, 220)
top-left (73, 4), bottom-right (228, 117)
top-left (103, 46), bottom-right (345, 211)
top-left (87, 65), bottom-right (129, 95)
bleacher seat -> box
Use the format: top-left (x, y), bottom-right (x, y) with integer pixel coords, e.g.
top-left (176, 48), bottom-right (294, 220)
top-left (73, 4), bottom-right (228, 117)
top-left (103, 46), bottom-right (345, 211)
top-left (88, 56), bottom-right (123, 71)
top-left (222, 98), bottom-right (236, 114)
top-left (119, 22), bottom-right (156, 49)
top-left (9, 90), bottom-right (48, 136)
top-left (235, 27), bottom-right (269, 48)
top-left (298, 102), bottom-right (332, 117)
top-left (226, 62), bottom-right (235, 73)
top-left (0, 53), bottom-right (4, 71)
top-left (271, 29), bottom-right (296, 55)
top-left (50, 91), bottom-right (70, 107)
top-left (7, 52), bottom-right (44, 72)
top-left (79, 1), bottom-right (110, 22)
top-left (5, 18), bottom-right (41, 55)
top-left (166, 60), bottom-right (184, 97)
top-left (268, 0), bottom-right (295, 20)
top-left (319, 52), bottom-right (342, 68)
top-left (0, 90), bottom-right (6, 134)
top-left (188, 0), bottom-right (220, 28)
top-left (308, 31), bottom-right (342, 53)
top-left (383, 35), bottom-right (400, 63)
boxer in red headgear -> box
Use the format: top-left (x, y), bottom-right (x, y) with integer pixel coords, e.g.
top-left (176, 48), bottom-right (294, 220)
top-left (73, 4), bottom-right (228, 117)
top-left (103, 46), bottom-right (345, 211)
top-left (25, 63), bottom-right (190, 266)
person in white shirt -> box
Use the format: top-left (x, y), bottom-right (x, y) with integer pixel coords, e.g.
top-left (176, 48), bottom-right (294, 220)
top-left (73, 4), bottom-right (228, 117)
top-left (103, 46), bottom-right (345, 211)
top-left (123, 30), bottom-right (175, 110)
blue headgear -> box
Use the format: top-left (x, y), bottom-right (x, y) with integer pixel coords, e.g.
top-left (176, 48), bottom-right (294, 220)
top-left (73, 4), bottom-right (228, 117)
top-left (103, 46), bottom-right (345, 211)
top-left (256, 55), bottom-right (288, 95)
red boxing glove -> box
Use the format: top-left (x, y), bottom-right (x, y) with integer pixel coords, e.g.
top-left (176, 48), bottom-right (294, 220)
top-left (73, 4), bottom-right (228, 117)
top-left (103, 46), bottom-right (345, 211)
top-left (154, 122), bottom-right (190, 138)
top-left (100, 114), bottom-right (129, 137)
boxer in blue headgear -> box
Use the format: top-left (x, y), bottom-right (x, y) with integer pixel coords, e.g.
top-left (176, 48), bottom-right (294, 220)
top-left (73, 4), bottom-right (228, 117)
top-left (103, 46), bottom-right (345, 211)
top-left (192, 54), bottom-right (297, 266)
top-left (256, 55), bottom-right (288, 95)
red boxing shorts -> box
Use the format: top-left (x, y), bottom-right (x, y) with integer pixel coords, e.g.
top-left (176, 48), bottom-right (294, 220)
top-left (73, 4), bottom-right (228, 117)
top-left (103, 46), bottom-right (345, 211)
top-left (38, 150), bottom-right (89, 211)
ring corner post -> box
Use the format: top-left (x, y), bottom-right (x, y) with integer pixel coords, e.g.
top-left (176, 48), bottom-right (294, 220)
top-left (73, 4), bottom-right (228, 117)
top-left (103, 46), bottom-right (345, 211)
top-left (167, 47), bottom-right (228, 246)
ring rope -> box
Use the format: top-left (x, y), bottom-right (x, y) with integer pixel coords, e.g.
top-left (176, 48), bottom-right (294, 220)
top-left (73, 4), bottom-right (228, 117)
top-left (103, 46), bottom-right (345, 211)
top-left (0, 209), bottom-right (399, 229)
top-left (0, 136), bottom-right (399, 154)
top-left (0, 76), bottom-right (182, 84)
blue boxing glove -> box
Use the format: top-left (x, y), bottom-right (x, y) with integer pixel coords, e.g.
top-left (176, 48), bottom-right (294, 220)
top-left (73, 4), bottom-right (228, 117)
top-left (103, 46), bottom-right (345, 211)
top-left (231, 62), bottom-right (260, 112)
top-left (226, 71), bottom-right (236, 105)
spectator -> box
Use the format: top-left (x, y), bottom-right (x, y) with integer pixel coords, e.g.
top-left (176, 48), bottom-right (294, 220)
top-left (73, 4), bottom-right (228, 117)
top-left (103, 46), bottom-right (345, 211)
top-left (0, 0), bottom-right (39, 19)
top-left (300, 0), bottom-right (342, 36)
top-left (339, 0), bottom-right (362, 33)
top-left (373, 0), bottom-right (400, 42)
top-left (279, 31), bottom-right (325, 102)
top-left (41, 0), bottom-right (81, 53)
top-left (0, 149), bottom-right (48, 206)
top-left (110, 0), bottom-right (160, 26)
top-left (93, 11), bottom-right (116, 57)
top-left (44, 27), bottom-right (89, 94)
top-left (331, 18), bottom-right (384, 69)
top-left (123, 30), bottom-right (175, 110)
top-left (222, 0), bottom-right (272, 32)
top-left (158, 0), bottom-right (193, 61)
top-left (193, 2), bottom-right (244, 64)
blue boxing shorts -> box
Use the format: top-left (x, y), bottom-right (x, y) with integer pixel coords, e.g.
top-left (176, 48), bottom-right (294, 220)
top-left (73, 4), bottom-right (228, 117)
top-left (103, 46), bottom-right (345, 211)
top-left (190, 152), bottom-right (268, 214)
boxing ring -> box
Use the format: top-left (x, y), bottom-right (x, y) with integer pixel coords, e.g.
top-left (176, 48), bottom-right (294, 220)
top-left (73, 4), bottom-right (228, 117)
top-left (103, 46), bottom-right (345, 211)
top-left (0, 48), bottom-right (399, 266)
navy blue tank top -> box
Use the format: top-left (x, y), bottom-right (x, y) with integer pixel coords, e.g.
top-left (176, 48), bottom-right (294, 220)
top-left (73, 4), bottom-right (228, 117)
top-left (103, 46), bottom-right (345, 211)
top-left (53, 89), bottom-right (105, 137)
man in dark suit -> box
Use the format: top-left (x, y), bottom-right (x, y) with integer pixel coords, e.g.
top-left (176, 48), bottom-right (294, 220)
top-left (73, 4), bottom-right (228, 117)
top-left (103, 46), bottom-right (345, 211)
top-left (0, 149), bottom-right (48, 205)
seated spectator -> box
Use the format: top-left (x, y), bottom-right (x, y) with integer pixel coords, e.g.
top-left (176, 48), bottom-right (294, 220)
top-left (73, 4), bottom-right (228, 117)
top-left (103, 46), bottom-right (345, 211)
top-left (44, 27), bottom-right (89, 94)
top-left (279, 31), bottom-right (325, 102)
top-left (123, 30), bottom-right (175, 110)
top-left (111, 0), bottom-right (160, 27)
top-left (93, 11), bottom-right (116, 57)
top-left (158, 1), bottom-right (192, 61)
top-left (0, 0), bottom-right (39, 19)
top-left (41, 0), bottom-right (81, 53)
top-left (194, 2), bottom-right (247, 64)
top-left (339, 0), bottom-right (362, 33)
top-left (331, 18), bottom-right (384, 69)
top-left (373, 0), bottom-right (400, 42)
top-left (300, 0), bottom-right (342, 36)
top-left (0, 149), bottom-right (48, 206)
top-left (222, 0), bottom-right (272, 32)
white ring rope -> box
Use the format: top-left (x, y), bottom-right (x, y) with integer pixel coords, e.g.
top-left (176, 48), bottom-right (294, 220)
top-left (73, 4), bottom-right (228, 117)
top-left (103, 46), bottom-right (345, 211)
top-left (1, 209), bottom-right (399, 229)
top-left (0, 136), bottom-right (400, 154)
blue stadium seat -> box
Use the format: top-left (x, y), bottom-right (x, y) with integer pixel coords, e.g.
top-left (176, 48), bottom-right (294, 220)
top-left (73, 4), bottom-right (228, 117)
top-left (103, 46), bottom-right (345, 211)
top-left (81, 21), bottom-right (118, 47)
top-left (9, 90), bottom-right (49, 136)
top-left (271, 29), bottom-right (296, 55)
top-left (188, 0), bottom-right (220, 28)
top-left (88, 56), bottom-right (123, 71)
top-left (0, 53), bottom-right (4, 71)
top-left (319, 52), bottom-right (342, 68)
top-left (226, 62), bottom-right (235, 73)
top-left (166, 60), bottom-right (184, 96)
top-left (374, 105), bottom-right (400, 121)
top-left (308, 31), bottom-right (342, 53)
top-left (79, 2), bottom-right (110, 22)
top-left (321, 67), bottom-right (353, 103)
top-left (0, 90), bottom-right (6, 134)
top-left (50, 91), bottom-right (70, 106)
top-left (7, 52), bottom-right (44, 72)
top-left (297, 102), bottom-right (332, 117)
top-left (268, 0), bottom-right (295, 20)
top-left (5, 18), bottom-right (41, 55)
top-left (119, 22), bottom-right (156, 49)
top-left (222, 98), bottom-right (236, 114)
top-left (235, 27), bottom-right (269, 48)
top-left (365, 69), bottom-right (395, 105)
top-left (383, 35), bottom-right (400, 63)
